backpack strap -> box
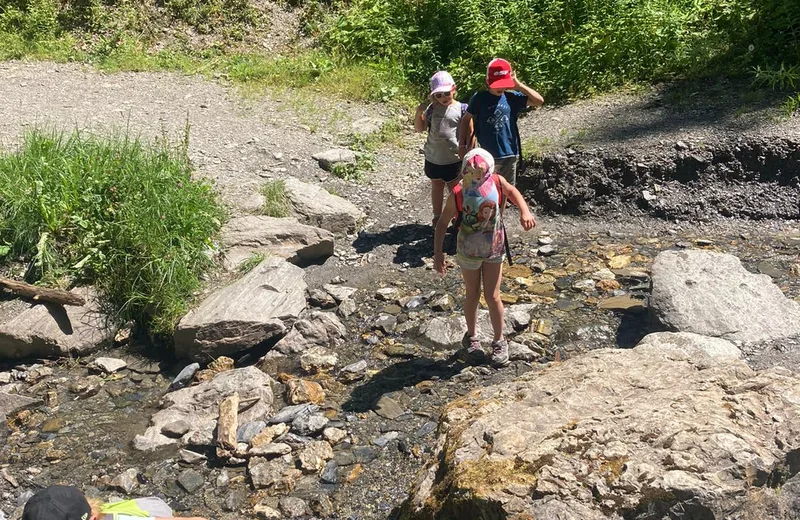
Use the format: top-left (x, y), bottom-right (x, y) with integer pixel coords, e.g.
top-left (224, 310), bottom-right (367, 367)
top-left (424, 103), bottom-right (434, 130)
top-left (453, 183), bottom-right (463, 214)
top-left (492, 173), bottom-right (508, 209)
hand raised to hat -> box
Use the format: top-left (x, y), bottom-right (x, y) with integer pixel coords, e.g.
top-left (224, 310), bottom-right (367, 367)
top-left (511, 70), bottom-right (520, 88)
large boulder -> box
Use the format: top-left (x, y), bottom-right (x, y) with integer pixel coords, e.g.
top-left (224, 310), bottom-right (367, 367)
top-left (283, 178), bottom-right (365, 236)
top-left (220, 215), bottom-right (334, 270)
top-left (650, 250), bottom-right (800, 346)
top-left (401, 344), bottom-right (800, 519)
top-left (174, 258), bottom-right (307, 361)
top-left (133, 366), bottom-right (275, 451)
top-left (635, 331), bottom-right (741, 359)
top-left (0, 288), bottom-right (116, 360)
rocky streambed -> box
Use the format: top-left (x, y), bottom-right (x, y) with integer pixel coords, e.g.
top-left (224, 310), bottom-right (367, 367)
top-left (1, 213), bottom-right (799, 520)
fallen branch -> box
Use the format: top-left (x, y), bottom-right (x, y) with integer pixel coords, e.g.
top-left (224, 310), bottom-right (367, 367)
top-left (0, 277), bottom-right (85, 306)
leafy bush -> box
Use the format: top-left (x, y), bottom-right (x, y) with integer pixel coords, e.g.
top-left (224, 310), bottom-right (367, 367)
top-left (0, 129), bottom-right (225, 335)
top-left (321, 0), bottom-right (800, 100)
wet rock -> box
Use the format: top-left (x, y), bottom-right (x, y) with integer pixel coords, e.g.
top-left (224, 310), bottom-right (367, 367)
top-left (608, 254), bottom-right (631, 269)
top-left (598, 294), bottom-right (645, 310)
top-left (596, 279), bottom-right (621, 292)
top-left (300, 346), bottom-right (338, 373)
top-left (338, 360), bottom-right (367, 382)
top-left (374, 314), bottom-right (397, 334)
top-left (279, 496), bottom-right (308, 518)
top-left (285, 379), bottom-right (326, 405)
top-left (237, 421), bottom-right (267, 443)
top-left (292, 412), bottom-right (328, 435)
top-left (179, 449), bottom-right (207, 464)
top-left (298, 440), bottom-right (334, 473)
top-left (89, 357), bottom-right (127, 374)
top-left (311, 148), bottom-right (357, 171)
top-left (283, 177), bottom-right (366, 236)
top-left (320, 460), bottom-right (338, 484)
top-left (650, 250), bottom-right (800, 345)
top-left (402, 346), bottom-right (800, 519)
top-left (134, 367), bottom-right (274, 451)
top-left (269, 403), bottom-right (318, 425)
top-left (273, 311), bottom-right (346, 355)
top-left (374, 395), bottom-right (404, 420)
top-left (174, 258), bottom-right (307, 361)
top-left (68, 375), bottom-right (104, 398)
top-left (40, 417), bottom-right (64, 433)
top-left (177, 469), bottom-right (205, 494)
top-left (109, 468), bottom-right (139, 494)
top-left (323, 427), bottom-right (347, 445)
top-left (0, 392), bottom-right (41, 418)
top-left (220, 215), bottom-right (334, 270)
top-left (0, 287), bottom-right (115, 359)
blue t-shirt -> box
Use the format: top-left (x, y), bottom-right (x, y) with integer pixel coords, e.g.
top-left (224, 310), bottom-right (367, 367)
top-left (467, 90), bottom-right (528, 159)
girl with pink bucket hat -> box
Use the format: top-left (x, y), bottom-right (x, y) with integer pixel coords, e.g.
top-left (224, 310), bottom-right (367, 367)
top-left (414, 71), bottom-right (474, 228)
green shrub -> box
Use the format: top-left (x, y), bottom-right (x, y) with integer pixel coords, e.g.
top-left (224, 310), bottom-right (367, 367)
top-left (0, 129), bottom-right (225, 335)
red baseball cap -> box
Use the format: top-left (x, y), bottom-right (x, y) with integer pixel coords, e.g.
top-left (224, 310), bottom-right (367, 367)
top-left (486, 58), bottom-right (515, 89)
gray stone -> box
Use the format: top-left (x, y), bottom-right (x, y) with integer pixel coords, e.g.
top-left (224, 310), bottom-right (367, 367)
top-left (374, 314), bottom-right (397, 334)
top-left (430, 294), bottom-right (455, 312)
top-left (170, 363), bottom-right (199, 390)
top-left (269, 403), bottom-right (318, 424)
top-left (109, 468), bottom-right (139, 494)
top-left (300, 346), bottom-right (338, 373)
top-left (505, 304), bottom-right (538, 332)
top-left (249, 457), bottom-right (290, 489)
top-left (320, 460), bottom-right (338, 483)
top-left (508, 341), bottom-right (540, 362)
top-left (248, 442), bottom-right (292, 457)
top-left (339, 360), bottom-right (367, 382)
top-left (283, 177), bottom-right (365, 235)
top-left (279, 496), bottom-right (308, 518)
top-left (237, 421), bottom-right (267, 443)
top-left (311, 148), bottom-right (357, 171)
top-left (292, 412), bottom-right (328, 435)
top-left (351, 117), bottom-right (384, 136)
top-left (373, 431), bottom-right (398, 447)
top-left (177, 469), bottom-right (205, 494)
top-left (273, 311), bottom-right (346, 355)
top-left (635, 332), bottom-right (741, 359)
top-left (418, 316), bottom-right (466, 349)
top-left (402, 346), bottom-right (800, 519)
top-left (537, 245), bottom-right (557, 256)
top-left (650, 250), bottom-right (800, 346)
top-left (179, 449), bottom-right (207, 464)
top-left (89, 357), bottom-right (127, 374)
top-left (162, 420), bottom-right (191, 438)
top-left (220, 215), bottom-right (334, 270)
top-left (322, 427), bottom-right (347, 445)
top-left (0, 392), bottom-right (41, 418)
top-left (174, 258), bottom-right (307, 361)
top-left (374, 395), bottom-right (404, 420)
top-left (134, 367), bottom-right (274, 451)
top-left (338, 298), bottom-right (357, 318)
top-left (0, 288), bottom-right (116, 360)
top-left (323, 284), bottom-right (357, 303)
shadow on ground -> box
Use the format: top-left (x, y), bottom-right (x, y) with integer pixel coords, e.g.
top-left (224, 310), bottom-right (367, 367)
top-left (342, 354), bottom-right (469, 413)
top-left (353, 223), bottom-right (456, 267)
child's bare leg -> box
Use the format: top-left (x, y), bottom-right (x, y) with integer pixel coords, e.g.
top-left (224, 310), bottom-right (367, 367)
top-left (431, 179), bottom-right (446, 218)
top-left (461, 267), bottom-right (482, 336)
top-left (481, 262), bottom-right (504, 341)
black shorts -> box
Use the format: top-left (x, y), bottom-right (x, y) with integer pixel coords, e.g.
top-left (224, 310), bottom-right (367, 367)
top-left (424, 160), bottom-right (461, 183)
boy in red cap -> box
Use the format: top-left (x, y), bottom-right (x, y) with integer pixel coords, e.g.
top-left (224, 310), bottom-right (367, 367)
top-left (21, 485), bottom-right (207, 520)
top-left (458, 58), bottom-right (544, 185)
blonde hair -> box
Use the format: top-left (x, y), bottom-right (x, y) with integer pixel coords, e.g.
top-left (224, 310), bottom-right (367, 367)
top-left (87, 497), bottom-right (103, 518)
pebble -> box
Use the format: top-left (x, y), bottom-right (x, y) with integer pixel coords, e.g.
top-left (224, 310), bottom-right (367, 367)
top-left (415, 422), bottom-right (437, 438)
top-left (179, 449), bottom-right (207, 464)
top-left (374, 396), bottom-right (405, 420)
top-left (109, 468), bottom-right (139, 494)
top-left (291, 413), bottom-right (329, 435)
top-left (353, 446), bottom-right (379, 464)
top-left (537, 236), bottom-right (553, 245)
top-left (372, 431), bottom-right (398, 447)
top-left (237, 421), bottom-right (267, 443)
top-left (170, 363), bottom-right (200, 390)
top-left (375, 287), bottom-right (397, 301)
top-left (90, 357), bottom-right (127, 374)
top-left (320, 460), bottom-right (338, 484)
top-left (373, 314), bottom-right (397, 334)
top-left (279, 496), bottom-right (308, 518)
top-left (323, 427), bottom-right (348, 445)
top-left (162, 420), bottom-right (191, 438)
top-left (177, 469), bottom-right (205, 494)
top-left (269, 403), bottom-right (318, 424)
top-left (538, 245), bottom-right (557, 256)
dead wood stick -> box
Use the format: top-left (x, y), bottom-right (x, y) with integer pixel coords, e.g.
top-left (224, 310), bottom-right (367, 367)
top-left (0, 277), bottom-right (85, 306)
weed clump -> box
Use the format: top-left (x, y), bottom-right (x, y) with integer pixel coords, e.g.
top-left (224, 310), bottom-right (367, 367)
top-left (0, 129), bottom-right (225, 335)
top-left (260, 180), bottom-right (291, 218)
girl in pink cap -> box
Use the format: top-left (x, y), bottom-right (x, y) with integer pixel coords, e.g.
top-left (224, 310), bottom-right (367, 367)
top-left (433, 148), bottom-right (536, 367)
top-left (414, 71), bottom-right (474, 228)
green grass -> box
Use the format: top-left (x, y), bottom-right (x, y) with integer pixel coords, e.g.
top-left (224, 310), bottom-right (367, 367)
top-left (260, 180), bottom-right (291, 217)
top-left (237, 252), bottom-right (266, 273)
top-left (0, 128), bottom-right (225, 335)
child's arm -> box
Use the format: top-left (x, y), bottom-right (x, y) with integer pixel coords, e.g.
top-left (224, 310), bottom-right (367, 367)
top-left (499, 177), bottom-right (536, 230)
top-left (434, 194), bottom-right (458, 274)
top-left (414, 100), bottom-right (430, 133)
top-left (512, 72), bottom-right (544, 107)
top-left (457, 112), bottom-right (473, 158)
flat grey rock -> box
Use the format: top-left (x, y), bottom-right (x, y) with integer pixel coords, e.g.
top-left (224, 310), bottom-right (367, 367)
top-left (174, 257), bottom-right (307, 361)
top-left (311, 148), bottom-right (357, 171)
top-left (0, 287), bottom-right (116, 360)
top-left (283, 177), bottom-right (365, 236)
top-left (220, 215), bottom-right (334, 270)
top-left (650, 250), bottom-right (800, 346)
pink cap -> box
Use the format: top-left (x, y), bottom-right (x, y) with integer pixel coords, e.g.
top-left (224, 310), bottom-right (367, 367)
top-left (430, 71), bottom-right (455, 94)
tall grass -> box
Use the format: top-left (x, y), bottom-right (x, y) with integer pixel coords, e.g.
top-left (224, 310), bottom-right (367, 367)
top-left (0, 129), bottom-right (225, 335)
